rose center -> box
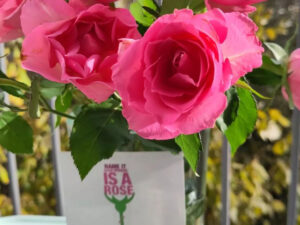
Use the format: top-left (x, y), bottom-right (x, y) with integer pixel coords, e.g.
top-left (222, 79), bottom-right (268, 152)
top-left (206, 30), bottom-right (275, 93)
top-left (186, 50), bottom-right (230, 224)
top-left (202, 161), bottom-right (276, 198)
top-left (173, 51), bottom-right (185, 68)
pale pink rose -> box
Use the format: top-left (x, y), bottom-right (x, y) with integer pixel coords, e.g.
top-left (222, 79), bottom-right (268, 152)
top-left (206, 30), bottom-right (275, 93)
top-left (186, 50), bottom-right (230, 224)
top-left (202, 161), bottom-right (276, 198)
top-left (205, 0), bottom-right (265, 13)
top-left (282, 49), bottom-right (300, 109)
top-left (112, 9), bottom-right (263, 140)
top-left (0, 0), bottom-right (25, 43)
top-left (21, 0), bottom-right (140, 103)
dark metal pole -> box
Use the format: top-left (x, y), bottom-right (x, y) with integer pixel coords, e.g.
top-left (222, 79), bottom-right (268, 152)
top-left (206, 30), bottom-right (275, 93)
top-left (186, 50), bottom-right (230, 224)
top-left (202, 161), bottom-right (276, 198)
top-left (287, 109), bottom-right (300, 225)
top-left (6, 153), bottom-right (22, 215)
top-left (286, 1), bottom-right (300, 224)
top-left (0, 44), bottom-right (22, 215)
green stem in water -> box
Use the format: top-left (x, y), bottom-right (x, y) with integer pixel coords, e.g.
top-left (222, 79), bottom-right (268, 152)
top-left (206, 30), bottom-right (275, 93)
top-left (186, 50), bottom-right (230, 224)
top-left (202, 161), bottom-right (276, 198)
top-left (196, 129), bottom-right (210, 223)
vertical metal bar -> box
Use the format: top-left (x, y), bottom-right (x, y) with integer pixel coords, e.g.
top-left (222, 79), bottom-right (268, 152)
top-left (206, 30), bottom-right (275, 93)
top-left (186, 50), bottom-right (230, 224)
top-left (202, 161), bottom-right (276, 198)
top-left (49, 99), bottom-right (65, 216)
top-left (286, 1), bottom-right (300, 224)
top-left (156, 0), bottom-right (162, 6)
top-left (0, 44), bottom-right (22, 215)
top-left (287, 110), bottom-right (300, 225)
top-left (221, 137), bottom-right (231, 225)
top-left (6, 153), bottom-right (22, 215)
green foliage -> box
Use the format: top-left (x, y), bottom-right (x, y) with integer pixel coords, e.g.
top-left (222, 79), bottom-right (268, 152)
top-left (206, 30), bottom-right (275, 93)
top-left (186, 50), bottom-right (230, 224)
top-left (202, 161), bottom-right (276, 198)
top-left (246, 55), bottom-right (283, 86)
top-left (70, 106), bottom-right (129, 179)
top-left (246, 69), bottom-right (282, 86)
top-left (217, 87), bottom-right (257, 154)
top-left (55, 88), bottom-right (73, 126)
top-left (160, 0), bottom-right (205, 14)
top-left (133, 137), bottom-right (181, 153)
top-left (130, 0), bottom-right (158, 27)
top-left (0, 111), bottom-right (33, 154)
top-left (40, 79), bottom-right (65, 99)
top-left (264, 42), bottom-right (288, 64)
top-left (0, 71), bottom-right (25, 98)
top-left (235, 80), bottom-right (271, 100)
top-left (186, 198), bottom-right (205, 225)
top-left (161, 0), bottom-right (189, 14)
top-left (188, 0), bottom-right (205, 13)
top-left (175, 133), bottom-right (202, 172)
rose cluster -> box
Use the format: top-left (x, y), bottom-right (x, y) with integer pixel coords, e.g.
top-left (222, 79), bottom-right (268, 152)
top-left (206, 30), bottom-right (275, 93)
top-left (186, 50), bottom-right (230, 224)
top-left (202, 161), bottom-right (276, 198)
top-left (0, 0), bottom-right (265, 140)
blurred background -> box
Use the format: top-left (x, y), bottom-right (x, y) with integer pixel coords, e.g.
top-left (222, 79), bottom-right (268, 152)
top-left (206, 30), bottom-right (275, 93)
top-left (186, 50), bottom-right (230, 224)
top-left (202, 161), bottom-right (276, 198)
top-left (0, 0), bottom-right (300, 225)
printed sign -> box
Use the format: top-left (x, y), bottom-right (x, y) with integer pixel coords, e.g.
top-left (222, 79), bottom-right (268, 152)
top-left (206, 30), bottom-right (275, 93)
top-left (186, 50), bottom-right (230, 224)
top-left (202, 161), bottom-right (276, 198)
top-left (104, 164), bottom-right (134, 225)
top-left (59, 152), bottom-right (186, 225)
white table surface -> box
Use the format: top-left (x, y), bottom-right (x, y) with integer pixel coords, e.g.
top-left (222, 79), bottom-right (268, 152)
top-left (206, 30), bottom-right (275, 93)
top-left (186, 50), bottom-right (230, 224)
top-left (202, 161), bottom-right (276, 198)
top-left (0, 216), bottom-right (67, 225)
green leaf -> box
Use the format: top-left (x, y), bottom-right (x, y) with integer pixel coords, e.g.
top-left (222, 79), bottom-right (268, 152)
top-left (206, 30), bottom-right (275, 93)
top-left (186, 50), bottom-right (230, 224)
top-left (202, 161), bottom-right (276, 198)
top-left (186, 198), bottom-right (205, 225)
top-left (222, 88), bottom-right (239, 127)
top-left (161, 0), bottom-right (189, 14)
top-left (55, 89), bottom-right (73, 126)
top-left (130, 0), bottom-right (157, 27)
top-left (175, 133), bottom-right (202, 172)
top-left (0, 111), bottom-right (33, 154)
top-left (40, 79), bottom-right (65, 99)
top-left (70, 107), bottom-right (129, 180)
top-left (264, 42), bottom-right (288, 64)
top-left (246, 56), bottom-right (283, 87)
top-left (260, 55), bottom-right (285, 76)
top-left (133, 136), bottom-right (181, 153)
top-left (0, 71), bottom-right (26, 98)
top-left (246, 68), bottom-right (282, 86)
top-left (188, 0), bottom-right (205, 13)
top-left (235, 80), bottom-right (271, 100)
top-left (217, 87), bottom-right (257, 154)
top-left (0, 92), bottom-right (4, 102)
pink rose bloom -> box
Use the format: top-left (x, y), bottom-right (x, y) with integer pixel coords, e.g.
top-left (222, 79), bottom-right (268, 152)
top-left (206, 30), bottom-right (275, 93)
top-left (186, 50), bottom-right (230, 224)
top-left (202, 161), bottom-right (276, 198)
top-left (69, 0), bottom-right (116, 12)
top-left (0, 0), bottom-right (25, 43)
top-left (282, 49), bottom-right (300, 109)
top-left (113, 9), bottom-right (263, 140)
top-left (21, 0), bottom-right (140, 103)
top-left (205, 0), bottom-right (265, 13)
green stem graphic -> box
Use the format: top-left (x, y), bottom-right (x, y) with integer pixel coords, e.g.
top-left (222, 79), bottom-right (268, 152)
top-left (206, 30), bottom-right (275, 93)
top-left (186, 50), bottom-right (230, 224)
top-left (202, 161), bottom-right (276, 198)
top-left (120, 213), bottom-right (124, 225)
top-left (105, 194), bottom-right (135, 225)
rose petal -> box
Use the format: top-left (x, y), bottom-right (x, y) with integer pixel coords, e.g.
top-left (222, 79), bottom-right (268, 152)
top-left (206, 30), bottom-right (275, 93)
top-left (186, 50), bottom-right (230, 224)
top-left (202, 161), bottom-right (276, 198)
top-left (0, 0), bottom-right (25, 42)
top-left (21, 21), bottom-right (72, 83)
top-left (205, 0), bottom-right (265, 13)
top-left (221, 12), bottom-right (263, 84)
top-left (21, 0), bottom-right (76, 35)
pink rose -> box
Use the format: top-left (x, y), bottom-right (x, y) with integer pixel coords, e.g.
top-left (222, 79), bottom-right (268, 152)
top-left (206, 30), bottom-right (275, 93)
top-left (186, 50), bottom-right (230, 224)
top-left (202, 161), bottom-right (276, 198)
top-left (113, 9), bottom-right (263, 140)
top-left (69, 0), bottom-right (116, 12)
top-left (21, 0), bottom-right (140, 103)
top-left (282, 49), bottom-right (300, 109)
top-left (0, 0), bottom-right (25, 43)
top-left (205, 0), bottom-right (265, 13)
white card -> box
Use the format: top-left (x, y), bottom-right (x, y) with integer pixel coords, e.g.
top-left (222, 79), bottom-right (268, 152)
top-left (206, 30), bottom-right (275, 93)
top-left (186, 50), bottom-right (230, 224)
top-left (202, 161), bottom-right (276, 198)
top-left (59, 152), bottom-right (186, 225)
